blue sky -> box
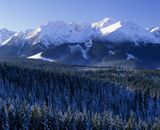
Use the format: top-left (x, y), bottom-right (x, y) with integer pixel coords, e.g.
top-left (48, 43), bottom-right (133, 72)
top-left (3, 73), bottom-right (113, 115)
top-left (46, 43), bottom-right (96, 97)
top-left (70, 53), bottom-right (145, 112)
top-left (0, 0), bottom-right (160, 31)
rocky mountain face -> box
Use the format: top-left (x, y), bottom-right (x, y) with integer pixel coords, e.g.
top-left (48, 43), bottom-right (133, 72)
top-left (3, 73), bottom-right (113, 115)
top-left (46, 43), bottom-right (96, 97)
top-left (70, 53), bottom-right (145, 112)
top-left (0, 18), bottom-right (160, 69)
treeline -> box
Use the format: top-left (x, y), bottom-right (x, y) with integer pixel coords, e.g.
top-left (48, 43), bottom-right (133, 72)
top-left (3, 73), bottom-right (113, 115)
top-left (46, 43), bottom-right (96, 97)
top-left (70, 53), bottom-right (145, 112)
top-left (0, 60), bottom-right (159, 129)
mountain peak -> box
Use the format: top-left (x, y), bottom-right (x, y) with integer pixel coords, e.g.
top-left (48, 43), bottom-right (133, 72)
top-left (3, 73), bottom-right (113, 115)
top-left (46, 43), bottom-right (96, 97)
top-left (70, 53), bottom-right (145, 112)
top-left (0, 28), bottom-right (15, 44)
top-left (26, 21), bottom-right (93, 46)
top-left (92, 17), bottom-right (117, 29)
top-left (92, 18), bottom-right (159, 43)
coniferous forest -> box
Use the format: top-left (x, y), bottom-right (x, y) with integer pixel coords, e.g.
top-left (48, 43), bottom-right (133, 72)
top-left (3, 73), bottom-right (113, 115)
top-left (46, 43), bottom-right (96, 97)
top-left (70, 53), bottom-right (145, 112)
top-left (0, 59), bottom-right (160, 130)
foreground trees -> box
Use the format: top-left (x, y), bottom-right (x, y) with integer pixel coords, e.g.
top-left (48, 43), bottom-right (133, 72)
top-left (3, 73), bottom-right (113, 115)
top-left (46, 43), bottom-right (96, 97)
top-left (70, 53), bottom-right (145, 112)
top-left (0, 104), bottom-right (160, 130)
top-left (0, 60), bottom-right (159, 129)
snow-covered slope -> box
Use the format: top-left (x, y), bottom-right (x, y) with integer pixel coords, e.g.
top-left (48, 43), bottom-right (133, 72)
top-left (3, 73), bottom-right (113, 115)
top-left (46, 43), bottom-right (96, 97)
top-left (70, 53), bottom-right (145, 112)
top-left (28, 52), bottom-right (54, 62)
top-left (92, 18), bottom-right (159, 43)
top-left (26, 18), bottom-right (159, 46)
top-left (149, 27), bottom-right (160, 39)
top-left (0, 28), bottom-right (15, 45)
top-left (1, 29), bottom-right (34, 46)
top-left (27, 21), bottom-right (93, 46)
top-left (1, 18), bottom-right (160, 48)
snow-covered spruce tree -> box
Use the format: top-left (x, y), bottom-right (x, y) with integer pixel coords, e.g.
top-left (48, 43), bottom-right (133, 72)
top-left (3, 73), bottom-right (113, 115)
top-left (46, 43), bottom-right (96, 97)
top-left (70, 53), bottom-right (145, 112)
top-left (29, 105), bottom-right (42, 129)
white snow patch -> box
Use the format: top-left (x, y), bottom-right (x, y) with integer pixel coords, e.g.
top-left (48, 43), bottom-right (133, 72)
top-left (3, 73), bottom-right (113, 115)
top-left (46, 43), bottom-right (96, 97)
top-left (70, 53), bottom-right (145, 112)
top-left (92, 18), bottom-right (160, 43)
top-left (18, 40), bottom-right (25, 55)
top-left (28, 52), bottom-right (54, 62)
top-left (81, 49), bottom-right (88, 59)
top-left (69, 41), bottom-right (92, 60)
top-left (149, 27), bottom-right (160, 39)
top-left (0, 36), bottom-right (13, 46)
top-left (69, 44), bottom-right (82, 53)
top-left (109, 50), bottom-right (115, 55)
top-left (100, 21), bottom-right (122, 35)
top-left (150, 27), bottom-right (160, 33)
top-left (0, 28), bottom-right (15, 45)
top-left (85, 40), bottom-right (92, 48)
top-left (26, 27), bottom-right (41, 39)
top-left (126, 53), bottom-right (136, 60)
top-left (92, 18), bottom-right (117, 29)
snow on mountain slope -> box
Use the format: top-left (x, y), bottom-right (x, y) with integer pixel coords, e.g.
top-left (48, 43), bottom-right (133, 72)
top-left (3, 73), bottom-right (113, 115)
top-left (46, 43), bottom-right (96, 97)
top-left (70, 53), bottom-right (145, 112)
top-left (92, 18), bottom-right (118, 30)
top-left (27, 21), bottom-right (93, 46)
top-left (126, 53), bottom-right (136, 60)
top-left (69, 40), bottom-right (92, 59)
top-left (27, 18), bottom-right (160, 46)
top-left (2, 18), bottom-right (160, 48)
top-left (92, 18), bottom-right (159, 43)
top-left (1, 32), bottom-right (25, 46)
top-left (27, 52), bottom-right (54, 62)
top-left (149, 27), bottom-right (160, 39)
top-left (0, 28), bottom-right (15, 45)
top-left (1, 29), bottom-right (35, 46)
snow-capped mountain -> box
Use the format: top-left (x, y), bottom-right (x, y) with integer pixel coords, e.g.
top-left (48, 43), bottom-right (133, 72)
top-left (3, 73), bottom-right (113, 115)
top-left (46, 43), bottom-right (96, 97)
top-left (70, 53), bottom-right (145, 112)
top-left (0, 29), bottom-right (36, 48)
top-left (0, 28), bottom-right (15, 45)
top-left (3, 18), bottom-right (159, 47)
top-left (27, 21), bottom-right (94, 46)
top-left (0, 18), bottom-right (160, 69)
top-left (92, 18), bottom-right (159, 43)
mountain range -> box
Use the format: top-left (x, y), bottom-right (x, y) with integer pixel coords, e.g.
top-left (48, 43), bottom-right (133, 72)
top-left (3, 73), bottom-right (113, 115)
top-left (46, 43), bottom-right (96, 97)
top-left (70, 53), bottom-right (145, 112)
top-left (0, 18), bottom-right (160, 69)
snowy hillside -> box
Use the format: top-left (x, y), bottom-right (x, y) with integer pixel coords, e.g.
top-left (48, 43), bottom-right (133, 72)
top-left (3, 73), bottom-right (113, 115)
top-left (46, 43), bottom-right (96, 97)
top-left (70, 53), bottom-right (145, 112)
top-left (0, 28), bottom-right (15, 45)
top-left (27, 21), bottom-right (93, 46)
top-left (27, 18), bottom-right (160, 45)
top-left (92, 18), bottom-right (159, 43)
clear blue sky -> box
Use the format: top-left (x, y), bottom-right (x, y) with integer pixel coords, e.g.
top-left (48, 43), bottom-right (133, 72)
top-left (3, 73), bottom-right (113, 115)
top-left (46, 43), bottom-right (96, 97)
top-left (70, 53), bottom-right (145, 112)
top-left (0, 0), bottom-right (160, 31)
